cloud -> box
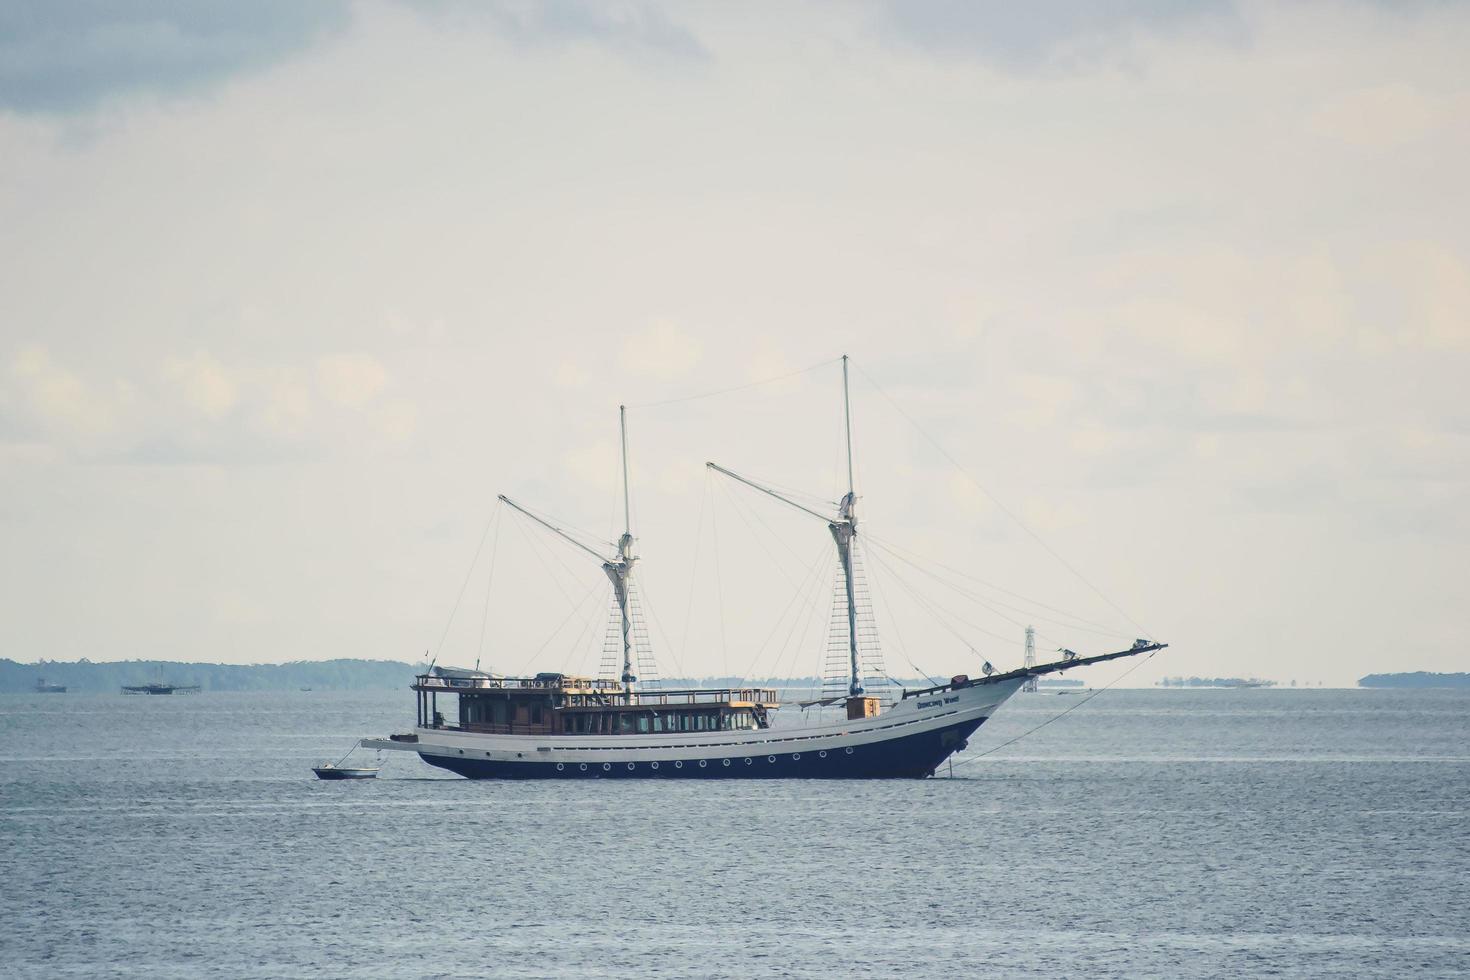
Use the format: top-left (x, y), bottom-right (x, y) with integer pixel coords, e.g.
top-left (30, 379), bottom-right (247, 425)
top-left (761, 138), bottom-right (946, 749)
top-left (619, 321), bottom-right (703, 380)
top-left (877, 0), bottom-right (1241, 68)
top-left (317, 353), bottom-right (388, 409)
top-left (7, 343), bottom-right (128, 437)
top-left (554, 361), bottom-right (590, 389)
top-left (1309, 82), bottom-right (1441, 148)
top-left (163, 351), bottom-right (238, 418)
top-left (406, 0), bottom-right (707, 61)
top-left (0, 0), bottom-right (351, 113)
top-left (255, 368), bottom-right (314, 439)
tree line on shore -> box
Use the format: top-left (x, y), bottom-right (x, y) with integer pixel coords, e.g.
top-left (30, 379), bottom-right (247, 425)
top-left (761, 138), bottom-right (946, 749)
top-left (0, 658), bottom-right (420, 693)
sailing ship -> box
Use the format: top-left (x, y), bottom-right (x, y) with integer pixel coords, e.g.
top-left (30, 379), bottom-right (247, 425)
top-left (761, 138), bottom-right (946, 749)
top-left (363, 357), bottom-right (1165, 779)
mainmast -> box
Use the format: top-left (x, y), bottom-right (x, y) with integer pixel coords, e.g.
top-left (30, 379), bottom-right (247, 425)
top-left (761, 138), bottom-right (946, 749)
top-left (707, 353), bottom-right (867, 698)
top-left (833, 355), bottom-right (861, 696)
top-left (609, 405), bottom-right (637, 702)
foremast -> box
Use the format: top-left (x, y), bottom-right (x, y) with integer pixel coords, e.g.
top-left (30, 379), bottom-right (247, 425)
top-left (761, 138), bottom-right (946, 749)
top-left (499, 405), bottom-right (640, 704)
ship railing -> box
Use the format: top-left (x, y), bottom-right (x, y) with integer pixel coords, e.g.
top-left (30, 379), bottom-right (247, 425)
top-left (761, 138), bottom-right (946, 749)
top-left (447, 722), bottom-right (555, 735)
top-left (629, 688), bottom-right (779, 706)
top-left (412, 674), bottom-right (623, 694)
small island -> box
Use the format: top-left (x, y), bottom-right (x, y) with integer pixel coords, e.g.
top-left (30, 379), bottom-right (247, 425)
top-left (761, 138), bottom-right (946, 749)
top-left (1157, 676), bottom-right (1277, 689)
top-left (1358, 672), bottom-right (1470, 689)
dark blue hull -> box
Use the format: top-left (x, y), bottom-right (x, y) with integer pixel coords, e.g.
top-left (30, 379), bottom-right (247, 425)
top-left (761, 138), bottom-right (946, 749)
top-left (420, 716), bottom-right (986, 780)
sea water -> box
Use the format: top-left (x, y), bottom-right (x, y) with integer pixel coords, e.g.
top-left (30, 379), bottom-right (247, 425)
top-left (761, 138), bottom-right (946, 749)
top-left (1, 688), bottom-right (1466, 978)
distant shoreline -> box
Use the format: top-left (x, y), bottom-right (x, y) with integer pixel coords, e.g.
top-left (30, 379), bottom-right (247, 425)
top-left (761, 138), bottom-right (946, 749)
top-left (1358, 672), bottom-right (1470, 689)
top-left (2, 659), bottom-right (942, 694)
top-left (1, 658), bottom-right (420, 694)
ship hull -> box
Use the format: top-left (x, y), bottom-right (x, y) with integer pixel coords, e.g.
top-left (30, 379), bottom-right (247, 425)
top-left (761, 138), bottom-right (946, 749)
top-left (365, 677), bottom-right (1025, 780)
top-left (418, 714), bottom-right (986, 779)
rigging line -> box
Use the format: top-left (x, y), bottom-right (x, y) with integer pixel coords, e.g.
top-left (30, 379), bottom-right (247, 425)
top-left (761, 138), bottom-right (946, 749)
top-left (475, 502), bottom-right (504, 673)
top-left (710, 473), bottom-right (731, 679)
top-left (732, 536), bottom-right (833, 684)
top-left (860, 530), bottom-right (1125, 635)
top-left (716, 466), bottom-right (840, 514)
top-left (678, 474), bottom-right (711, 669)
top-left (430, 506), bottom-right (498, 666)
top-left (947, 651), bottom-right (1160, 774)
top-left (508, 513), bottom-right (580, 610)
top-left (865, 545), bottom-right (1018, 653)
top-left (767, 540), bottom-right (838, 690)
top-left (722, 471), bottom-right (827, 571)
top-left (638, 581), bottom-right (689, 681)
top-left (852, 361), bottom-right (1154, 639)
top-left (514, 500), bottom-right (611, 595)
top-left (863, 536), bottom-right (1126, 643)
top-left (570, 581), bottom-right (616, 679)
top-left (623, 355), bottom-right (842, 410)
top-left (513, 575), bottom-right (607, 677)
top-left (862, 539), bottom-right (939, 687)
top-left (503, 495), bottom-right (618, 557)
top-left (786, 556), bottom-right (844, 698)
top-left (714, 477), bottom-right (810, 590)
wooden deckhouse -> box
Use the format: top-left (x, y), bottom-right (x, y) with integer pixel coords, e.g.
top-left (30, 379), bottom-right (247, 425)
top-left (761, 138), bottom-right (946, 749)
top-left (413, 671), bottom-right (779, 736)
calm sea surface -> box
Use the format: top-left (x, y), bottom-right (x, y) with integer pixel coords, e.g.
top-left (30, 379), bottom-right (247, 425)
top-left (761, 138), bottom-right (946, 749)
top-left (2, 688), bottom-right (1467, 979)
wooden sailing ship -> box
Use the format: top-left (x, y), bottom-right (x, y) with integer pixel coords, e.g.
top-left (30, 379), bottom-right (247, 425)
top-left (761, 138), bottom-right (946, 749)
top-left (364, 357), bottom-right (1165, 778)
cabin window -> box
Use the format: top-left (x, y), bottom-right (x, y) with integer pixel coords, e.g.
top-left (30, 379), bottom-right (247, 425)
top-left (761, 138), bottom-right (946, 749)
top-left (637, 716), bottom-right (650, 733)
top-left (531, 704), bottom-right (543, 725)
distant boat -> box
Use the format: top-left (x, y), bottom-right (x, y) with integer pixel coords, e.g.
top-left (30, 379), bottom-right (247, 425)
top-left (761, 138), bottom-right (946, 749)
top-left (34, 678), bottom-right (66, 694)
top-left (313, 764), bottom-right (379, 780)
top-left (121, 683), bottom-right (201, 695)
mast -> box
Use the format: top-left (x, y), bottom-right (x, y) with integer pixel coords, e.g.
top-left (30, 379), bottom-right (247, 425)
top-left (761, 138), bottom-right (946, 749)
top-left (833, 355), bottom-right (861, 696)
top-left (842, 354), bottom-right (854, 498)
top-left (611, 405), bottom-right (636, 702)
top-left (707, 354), bottom-right (866, 697)
top-left (498, 408), bottom-right (639, 704)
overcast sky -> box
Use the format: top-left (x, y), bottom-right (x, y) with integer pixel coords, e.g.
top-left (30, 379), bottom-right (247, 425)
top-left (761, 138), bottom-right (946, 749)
top-left (2, 0), bottom-right (1466, 687)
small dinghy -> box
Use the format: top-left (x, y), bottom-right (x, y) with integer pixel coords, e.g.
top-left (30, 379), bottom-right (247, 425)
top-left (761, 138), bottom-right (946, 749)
top-left (313, 742), bottom-right (383, 780)
top-left (313, 764), bottom-right (379, 780)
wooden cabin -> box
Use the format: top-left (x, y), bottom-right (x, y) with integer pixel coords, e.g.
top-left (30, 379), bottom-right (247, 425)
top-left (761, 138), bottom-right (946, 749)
top-left (412, 672), bottom-right (780, 736)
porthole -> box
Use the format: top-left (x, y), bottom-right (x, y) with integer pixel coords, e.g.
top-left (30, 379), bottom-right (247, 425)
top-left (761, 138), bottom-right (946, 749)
top-left (627, 762), bottom-right (636, 771)
top-left (556, 763), bottom-right (565, 771)
top-left (602, 763), bottom-right (611, 771)
top-left (845, 746), bottom-right (854, 755)
top-left (651, 761), bottom-right (659, 770)
top-left (819, 750), bottom-right (828, 758)
top-left (744, 758), bottom-right (753, 766)
top-left (579, 763), bottom-right (588, 771)
top-left (458, 749), bottom-right (464, 755)
top-left (792, 753), bottom-right (801, 761)
top-left (722, 759), bottom-right (731, 767)
top-left (698, 760), bottom-right (708, 768)
top-left (674, 761), bottom-right (683, 769)
top-left (767, 755), bottom-right (776, 763)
